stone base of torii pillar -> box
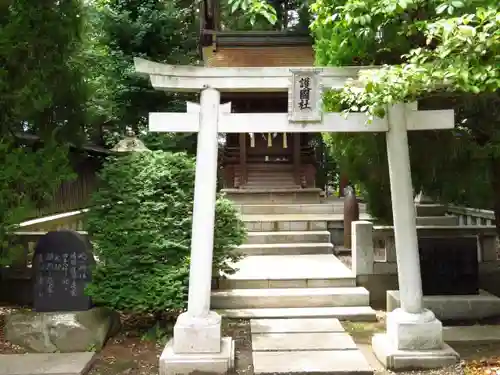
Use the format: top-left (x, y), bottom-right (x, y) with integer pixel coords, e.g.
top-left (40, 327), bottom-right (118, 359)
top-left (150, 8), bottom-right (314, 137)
top-left (372, 309), bottom-right (458, 370)
top-left (160, 312), bottom-right (234, 375)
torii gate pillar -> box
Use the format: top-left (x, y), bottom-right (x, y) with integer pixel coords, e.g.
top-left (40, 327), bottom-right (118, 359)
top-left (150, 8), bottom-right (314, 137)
top-left (160, 88), bottom-right (234, 375)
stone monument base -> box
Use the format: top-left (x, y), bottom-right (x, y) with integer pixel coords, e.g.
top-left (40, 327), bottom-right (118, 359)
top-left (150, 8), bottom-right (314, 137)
top-left (5, 307), bottom-right (120, 353)
top-left (372, 333), bottom-right (459, 370)
top-left (159, 337), bottom-right (234, 375)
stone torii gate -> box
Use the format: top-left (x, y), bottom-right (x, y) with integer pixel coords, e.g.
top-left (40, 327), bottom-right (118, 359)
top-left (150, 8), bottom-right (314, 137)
top-left (134, 58), bottom-right (458, 374)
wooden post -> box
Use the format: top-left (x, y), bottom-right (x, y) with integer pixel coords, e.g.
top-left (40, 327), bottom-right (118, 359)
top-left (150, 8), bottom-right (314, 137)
top-left (239, 133), bottom-right (247, 187)
top-left (343, 186), bottom-right (360, 249)
top-left (339, 173), bottom-right (349, 197)
top-left (293, 134), bottom-right (301, 186)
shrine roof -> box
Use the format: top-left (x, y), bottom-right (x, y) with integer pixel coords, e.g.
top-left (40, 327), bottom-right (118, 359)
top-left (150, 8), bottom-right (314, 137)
top-left (201, 30), bottom-right (312, 48)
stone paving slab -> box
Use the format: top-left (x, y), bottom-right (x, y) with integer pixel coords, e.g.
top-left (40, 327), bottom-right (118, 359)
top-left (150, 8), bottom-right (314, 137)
top-left (253, 349), bottom-right (373, 374)
top-left (0, 352), bottom-right (96, 375)
top-left (251, 318), bottom-right (345, 333)
top-left (252, 332), bottom-right (357, 351)
top-left (443, 325), bottom-right (500, 343)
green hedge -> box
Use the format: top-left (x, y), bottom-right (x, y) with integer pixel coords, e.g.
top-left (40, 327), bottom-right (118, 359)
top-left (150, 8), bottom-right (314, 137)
top-left (86, 151), bottom-right (246, 313)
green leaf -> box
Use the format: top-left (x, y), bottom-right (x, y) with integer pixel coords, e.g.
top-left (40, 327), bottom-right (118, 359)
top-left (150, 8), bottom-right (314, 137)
top-left (263, 11), bottom-right (277, 24)
top-left (436, 4), bottom-right (448, 14)
top-left (231, 0), bottom-right (240, 14)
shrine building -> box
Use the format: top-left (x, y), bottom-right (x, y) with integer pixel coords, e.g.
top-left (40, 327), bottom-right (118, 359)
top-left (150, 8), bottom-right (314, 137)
top-left (199, 0), bottom-right (326, 197)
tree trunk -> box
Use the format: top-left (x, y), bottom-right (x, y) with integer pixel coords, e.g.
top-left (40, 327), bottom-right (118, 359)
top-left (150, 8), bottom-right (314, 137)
top-left (272, 0), bottom-right (283, 29)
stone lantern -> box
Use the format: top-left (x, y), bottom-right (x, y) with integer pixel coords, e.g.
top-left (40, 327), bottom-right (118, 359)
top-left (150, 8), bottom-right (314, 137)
top-left (111, 127), bottom-right (150, 153)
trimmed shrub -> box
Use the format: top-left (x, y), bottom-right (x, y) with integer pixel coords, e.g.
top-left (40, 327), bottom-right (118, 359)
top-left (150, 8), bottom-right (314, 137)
top-left (86, 151), bottom-right (246, 313)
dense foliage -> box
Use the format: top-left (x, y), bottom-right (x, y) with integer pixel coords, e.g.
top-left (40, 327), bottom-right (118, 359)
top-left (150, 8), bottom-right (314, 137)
top-left (310, 0), bottom-right (500, 222)
top-left (86, 151), bottom-right (246, 313)
top-left (0, 0), bottom-right (85, 264)
top-left (83, 0), bottom-right (200, 153)
top-left (225, 0), bottom-right (310, 30)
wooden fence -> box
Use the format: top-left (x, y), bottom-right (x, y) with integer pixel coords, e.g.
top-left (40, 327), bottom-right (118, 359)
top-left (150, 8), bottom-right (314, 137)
top-left (28, 162), bottom-right (99, 218)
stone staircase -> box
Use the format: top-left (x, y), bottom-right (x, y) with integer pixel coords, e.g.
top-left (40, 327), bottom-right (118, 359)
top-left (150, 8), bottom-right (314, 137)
top-left (213, 196), bottom-right (375, 320)
top-left (212, 193), bottom-right (375, 373)
top-left (243, 164), bottom-right (300, 190)
top-left (415, 202), bottom-right (459, 226)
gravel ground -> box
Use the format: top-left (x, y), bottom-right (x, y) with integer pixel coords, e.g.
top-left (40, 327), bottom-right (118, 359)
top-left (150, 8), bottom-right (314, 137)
top-left (3, 297), bottom-right (500, 375)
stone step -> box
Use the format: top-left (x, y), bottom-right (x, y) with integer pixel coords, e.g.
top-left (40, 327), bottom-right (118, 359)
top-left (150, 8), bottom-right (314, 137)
top-left (244, 180), bottom-right (297, 185)
top-left (246, 231), bottom-right (331, 245)
top-left (216, 306), bottom-right (377, 321)
top-left (211, 287), bottom-right (369, 309)
top-left (238, 203), bottom-right (369, 215)
top-left (238, 203), bottom-right (344, 215)
top-left (244, 218), bottom-right (328, 232)
top-left (242, 213), bottom-right (372, 223)
top-left (242, 212), bottom-right (373, 231)
top-left (246, 164), bottom-right (294, 170)
top-left (246, 174), bottom-right (296, 180)
top-left (243, 184), bottom-right (301, 190)
top-left (416, 215), bottom-right (458, 226)
top-left (220, 254), bottom-right (355, 288)
top-left (245, 221), bottom-right (328, 232)
top-left (222, 188), bottom-right (322, 204)
top-left (237, 242), bottom-right (334, 256)
top-left (243, 185), bottom-right (300, 190)
top-left (219, 275), bottom-right (355, 290)
top-left (246, 172), bottom-right (295, 178)
top-left (415, 203), bottom-right (447, 217)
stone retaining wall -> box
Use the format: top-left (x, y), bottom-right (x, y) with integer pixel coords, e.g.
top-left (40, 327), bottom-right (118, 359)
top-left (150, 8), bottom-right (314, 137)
top-left (352, 221), bottom-right (500, 309)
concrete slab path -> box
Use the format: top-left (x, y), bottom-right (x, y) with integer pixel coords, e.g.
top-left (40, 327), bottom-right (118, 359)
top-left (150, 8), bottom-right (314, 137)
top-left (250, 318), bottom-right (373, 374)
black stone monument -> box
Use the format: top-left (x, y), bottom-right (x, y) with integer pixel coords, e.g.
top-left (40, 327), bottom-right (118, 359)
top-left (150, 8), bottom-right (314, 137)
top-left (33, 230), bottom-right (95, 312)
top-left (418, 236), bottom-right (479, 296)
